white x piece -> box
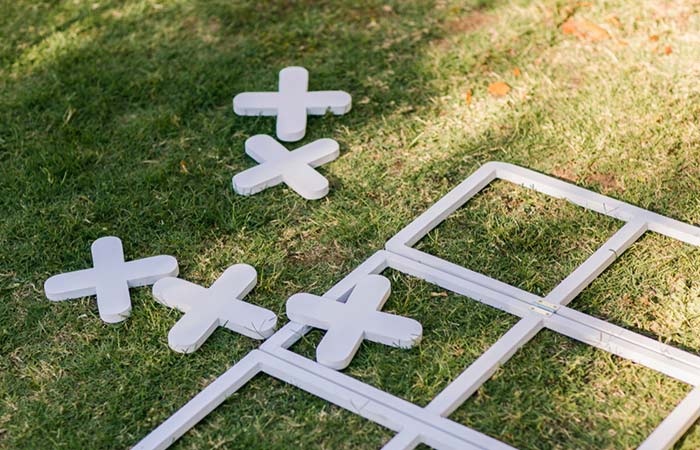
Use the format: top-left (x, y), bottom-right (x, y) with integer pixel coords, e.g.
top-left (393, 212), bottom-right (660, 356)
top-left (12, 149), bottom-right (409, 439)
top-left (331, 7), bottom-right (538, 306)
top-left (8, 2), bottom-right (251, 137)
top-left (152, 264), bottom-right (277, 353)
top-left (232, 134), bottom-right (339, 200)
top-left (286, 274), bottom-right (423, 370)
top-left (44, 236), bottom-right (178, 323)
top-left (233, 66), bottom-right (352, 142)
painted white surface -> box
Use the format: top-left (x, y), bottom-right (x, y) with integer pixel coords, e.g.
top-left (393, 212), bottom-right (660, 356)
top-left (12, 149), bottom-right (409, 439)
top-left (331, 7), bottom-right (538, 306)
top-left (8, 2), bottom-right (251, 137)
top-left (44, 236), bottom-right (178, 323)
top-left (638, 387), bottom-right (700, 450)
top-left (137, 163), bottom-right (700, 450)
top-left (286, 274), bottom-right (422, 369)
top-left (152, 264), bottom-right (276, 353)
top-left (232, 134), bottom-right (339, 200)
top-left (233, 66), bottom-right (351, 142)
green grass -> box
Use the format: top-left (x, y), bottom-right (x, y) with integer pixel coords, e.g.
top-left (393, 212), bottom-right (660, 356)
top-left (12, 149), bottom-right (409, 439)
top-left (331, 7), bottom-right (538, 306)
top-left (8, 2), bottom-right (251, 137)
top-left (2, 0), bottom-right (700, 448)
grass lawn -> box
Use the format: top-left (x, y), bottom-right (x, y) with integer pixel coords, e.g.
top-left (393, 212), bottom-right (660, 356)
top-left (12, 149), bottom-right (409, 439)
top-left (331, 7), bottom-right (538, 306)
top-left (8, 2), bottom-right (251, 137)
top-left (2, 0), bottom-right (700, 448)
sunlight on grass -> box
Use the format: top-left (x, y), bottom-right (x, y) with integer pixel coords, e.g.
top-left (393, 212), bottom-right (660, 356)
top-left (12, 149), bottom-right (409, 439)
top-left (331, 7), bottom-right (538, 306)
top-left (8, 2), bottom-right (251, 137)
top-left (452, 330), bottom-right (692, 449)
top-left (573, 232), bottom-right (700, 354)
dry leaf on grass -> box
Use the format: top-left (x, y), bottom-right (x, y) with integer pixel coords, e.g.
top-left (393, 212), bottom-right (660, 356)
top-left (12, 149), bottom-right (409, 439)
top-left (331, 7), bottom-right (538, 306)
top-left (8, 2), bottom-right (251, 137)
top-left (649, 34), bottom-right (660, 41)
top-left (562, 18), bottom-right (610, 41)
top-left (512, 67), bottom-right (521, 77)
top-left (488, 81), bottom-right (510, 97)
top-left (665, 45), bottom-right (673, 55)
top-left (561, 19), bottom-right (577, 35)
top-left (465, 89), bottom-right (472, 105)
top-left (606, 16), bottom-right (622, 28)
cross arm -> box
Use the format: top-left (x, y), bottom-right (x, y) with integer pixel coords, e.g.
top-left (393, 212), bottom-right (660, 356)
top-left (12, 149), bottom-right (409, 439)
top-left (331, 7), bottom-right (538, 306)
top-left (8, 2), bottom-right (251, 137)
top-left (363, 312), bottom-right (423, 349)
top-left (152, 277), bottom-right (208, 313)
top-left (210, 264), bottom-right (257, 300)
top-left (293, 138), bottom-right (340, 167)
top-left (219, 301), bottom-right (277, 340)
top-left (123, 255), bottom-right (179, 288)
top-left (286, 293), bottom-right (341, 330)
top-left (233, 163), bottom-right (284, 196)
top-left (44, 268), bottom-right (99, 301)
top-left (281, 163), bottom-right (332, 200)
top-left (347, 274), bottom-right (391, 310)
top-left (233, 92), bottom-right (280, 115)
top-left (305, 91), bottom-right (352, 115)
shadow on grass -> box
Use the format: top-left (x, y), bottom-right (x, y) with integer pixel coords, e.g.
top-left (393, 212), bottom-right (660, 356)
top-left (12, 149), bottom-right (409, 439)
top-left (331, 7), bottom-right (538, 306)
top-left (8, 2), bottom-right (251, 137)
top-left (0, 1), bottom-right (509, 449)
top-left (2, 0), bottom-right (699, 448)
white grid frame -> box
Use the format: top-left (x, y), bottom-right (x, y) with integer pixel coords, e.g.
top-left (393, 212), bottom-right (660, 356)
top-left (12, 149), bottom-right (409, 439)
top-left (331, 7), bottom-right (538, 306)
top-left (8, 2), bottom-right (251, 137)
top-left (135, 162), bottom-right (700, 450)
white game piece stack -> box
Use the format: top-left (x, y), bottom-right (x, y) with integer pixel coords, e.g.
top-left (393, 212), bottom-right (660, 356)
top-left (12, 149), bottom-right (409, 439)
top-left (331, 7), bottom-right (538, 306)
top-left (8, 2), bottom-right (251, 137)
top-left (44, 236), bottom-right (178, 323)
top-left (152, 264), bottom-right (277, 353)
top-left (231, 66), bottom-right (352, 200)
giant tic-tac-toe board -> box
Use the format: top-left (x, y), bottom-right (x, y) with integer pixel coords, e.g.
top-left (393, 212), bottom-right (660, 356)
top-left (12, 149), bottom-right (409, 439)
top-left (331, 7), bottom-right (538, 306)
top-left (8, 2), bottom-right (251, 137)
top-left (135, 162), bottom-right (700, 450)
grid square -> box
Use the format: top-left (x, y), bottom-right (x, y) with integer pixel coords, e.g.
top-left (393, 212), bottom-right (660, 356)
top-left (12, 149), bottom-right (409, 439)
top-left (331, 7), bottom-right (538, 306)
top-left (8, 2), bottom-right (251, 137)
top-left (570, 232), bottom-right (700, 354)
top-left (450, 329), bottom-right (691, 449)
top-left (288, 269), bottom-right (519, 407)
top-left (414, 178), bottom-right (622, 296)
